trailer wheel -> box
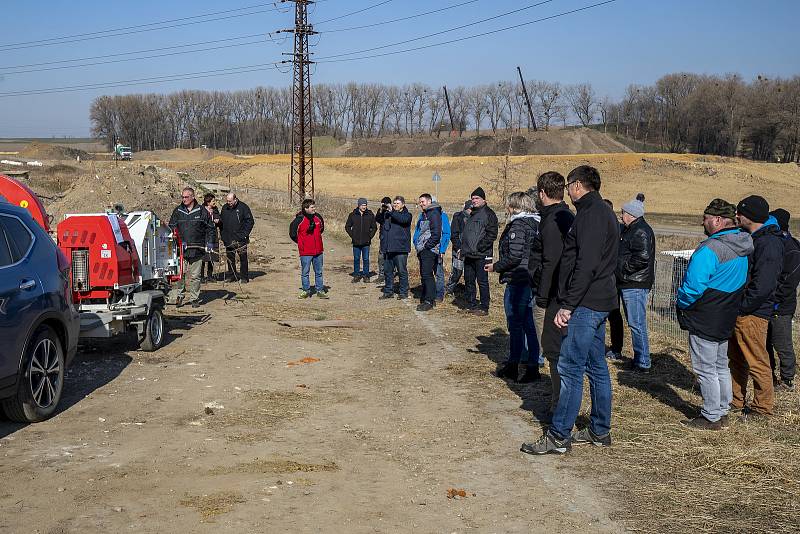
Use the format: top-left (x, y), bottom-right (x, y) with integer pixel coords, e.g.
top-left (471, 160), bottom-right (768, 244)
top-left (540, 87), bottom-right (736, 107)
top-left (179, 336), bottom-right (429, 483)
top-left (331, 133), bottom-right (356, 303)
top-left (140, 308), bottom-right (165, 352)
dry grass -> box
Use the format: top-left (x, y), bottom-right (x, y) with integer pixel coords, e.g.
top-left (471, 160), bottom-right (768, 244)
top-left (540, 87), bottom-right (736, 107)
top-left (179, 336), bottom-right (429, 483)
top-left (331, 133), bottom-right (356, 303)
top-left (179, 491), bottom-right (245, 521)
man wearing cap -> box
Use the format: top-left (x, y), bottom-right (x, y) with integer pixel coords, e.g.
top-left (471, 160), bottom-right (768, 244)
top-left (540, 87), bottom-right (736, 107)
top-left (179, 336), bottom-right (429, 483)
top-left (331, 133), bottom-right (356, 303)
top-left (459, 187), bottom-right (499, 316)
top-left (445, 201), bottom-right (473, 297)
top-left (730, 195), bottom-right (783, 419)
top-left (676, 199), bottom-right (753, 430)
top-left (615, 193), bottom-right (656, 372)
top-left (345, 198), bottom-right (377, 283)
top-left (766, 208), bottom-right (800, 392)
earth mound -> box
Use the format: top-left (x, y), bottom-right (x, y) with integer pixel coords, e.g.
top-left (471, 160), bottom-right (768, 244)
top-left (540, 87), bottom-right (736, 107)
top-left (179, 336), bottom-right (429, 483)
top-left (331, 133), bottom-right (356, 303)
top-left (19, 142), bottom-right (92, 161)
top-left (133, 147), bottom-right (234, 162)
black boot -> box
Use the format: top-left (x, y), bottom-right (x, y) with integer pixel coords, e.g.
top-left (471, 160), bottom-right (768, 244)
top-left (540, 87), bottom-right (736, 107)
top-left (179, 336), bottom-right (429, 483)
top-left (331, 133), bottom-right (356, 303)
top-left (496, 362), bottom-right (518, 380)
top-left (518, 365), bottom-right (541, 383)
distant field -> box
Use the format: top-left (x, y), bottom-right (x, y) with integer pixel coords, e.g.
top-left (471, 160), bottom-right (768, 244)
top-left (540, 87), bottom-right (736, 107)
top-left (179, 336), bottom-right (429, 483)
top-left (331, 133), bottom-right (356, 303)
top-left (0, 137), bottom-right (106, 153)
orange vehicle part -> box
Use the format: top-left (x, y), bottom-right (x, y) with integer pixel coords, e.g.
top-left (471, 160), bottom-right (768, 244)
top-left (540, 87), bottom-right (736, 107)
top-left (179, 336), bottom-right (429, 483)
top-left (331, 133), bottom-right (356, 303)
top-left (0, 173), bottom-right (51, 231)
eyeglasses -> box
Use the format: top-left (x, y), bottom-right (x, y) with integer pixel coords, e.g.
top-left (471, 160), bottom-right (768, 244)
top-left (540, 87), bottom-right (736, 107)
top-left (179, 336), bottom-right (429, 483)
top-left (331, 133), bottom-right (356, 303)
top-left (181, 195), bottom-right (193, 199)
top-left (564, 181), bottom-right (577, 189)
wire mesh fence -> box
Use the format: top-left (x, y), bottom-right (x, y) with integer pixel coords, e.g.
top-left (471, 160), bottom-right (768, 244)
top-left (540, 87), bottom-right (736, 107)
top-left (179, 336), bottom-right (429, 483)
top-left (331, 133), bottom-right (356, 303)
top-left (648, 250), bottom-right (692, 349)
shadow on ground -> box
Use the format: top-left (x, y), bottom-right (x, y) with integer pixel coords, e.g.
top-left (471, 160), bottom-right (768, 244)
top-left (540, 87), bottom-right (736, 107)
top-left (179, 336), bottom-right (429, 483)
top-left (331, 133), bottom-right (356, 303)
top-left (616, 351), bottom-right (698, 417)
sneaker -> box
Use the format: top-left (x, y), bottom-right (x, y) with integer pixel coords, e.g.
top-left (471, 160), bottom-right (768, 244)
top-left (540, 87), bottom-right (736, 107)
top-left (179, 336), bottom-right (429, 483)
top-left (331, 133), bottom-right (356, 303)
top-left (775, 379), bottom-right (795, 392)
top-left (298, 290), bottom-right (311, 299)
top-left (520, 432), bottom-right (572, 455)
top-left (495, 362), bottom-right (518, 380)
top-left (378, 293), bottom-right (394, 300)
top-left (240, 278), bottom-right (249, 284)
top-left (397, 294), bottom-right (408, 300)
top-left (626, 361), bottom-right (651, 374)
top-left (191, 300), bottom-right (201, 309)
top-left (416, 301), bottom-right (434, 312)
top-left (680, 416), bottom-right (722, 431)
top-left (470, 308), bottom-right (489, 317)
top-left (362, 276), bottom-right (371, 283)
top-left (317, 290), bottom-right (330, 299)
top-left (605, 350), bottom-right (623, 360)
top-left (571, 427), bottom-right (612, 446)
top-left (351, 276), bottom-right (361, 284)
top-left (518, 366), bottom-right (541, 383)
top-left (175, 298), bottom-right (185, 308)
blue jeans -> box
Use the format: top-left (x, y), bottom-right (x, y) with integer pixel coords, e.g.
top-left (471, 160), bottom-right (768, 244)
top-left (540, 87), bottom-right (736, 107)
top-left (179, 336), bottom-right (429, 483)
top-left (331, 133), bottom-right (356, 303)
top-left (550, 307), bottom-right (612, 440)
top-left (620, 288), bottom-right (651, 369)
top-left (435, 255), bottom-right (445, 300)
top-left (504, 283), bottom-right (539, 364)
top-left (300, 254), bottom-right (324, 292)
top-left (353, 246), bottom-right (370, 277)
top-left (384, 253), bottom-right (408, 296)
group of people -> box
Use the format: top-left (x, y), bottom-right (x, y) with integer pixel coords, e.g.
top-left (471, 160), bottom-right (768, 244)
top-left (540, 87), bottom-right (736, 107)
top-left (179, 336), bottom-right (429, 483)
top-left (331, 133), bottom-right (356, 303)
top-left (166, 186), bottom-right (255, 308)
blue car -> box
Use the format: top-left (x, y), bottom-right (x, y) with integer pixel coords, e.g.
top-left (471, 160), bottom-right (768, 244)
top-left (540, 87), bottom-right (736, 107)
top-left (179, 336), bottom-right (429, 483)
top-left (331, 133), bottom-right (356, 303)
top-left (0, 202), bottom-right (79, 422)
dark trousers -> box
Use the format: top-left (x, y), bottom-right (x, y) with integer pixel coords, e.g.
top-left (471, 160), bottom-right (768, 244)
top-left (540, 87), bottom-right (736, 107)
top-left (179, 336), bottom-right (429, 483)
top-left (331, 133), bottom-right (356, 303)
top-left (608, 307), bottom-right (623, 353)
top-left (226, 244), bottom-right (249, 281)
top-left (767, 314), bottom-right (797, 382)
top-left (418, 249), bottom-right (438, 304)
top-left (384, 253), bottom-right (409, 296)
top-left (463, 257), bottom-right (490, 310)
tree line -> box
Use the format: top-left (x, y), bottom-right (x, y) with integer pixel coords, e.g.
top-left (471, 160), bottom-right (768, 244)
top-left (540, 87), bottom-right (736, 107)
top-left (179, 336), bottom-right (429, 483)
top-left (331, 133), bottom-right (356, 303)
top-left (90, 72), bottom-right (800, 162)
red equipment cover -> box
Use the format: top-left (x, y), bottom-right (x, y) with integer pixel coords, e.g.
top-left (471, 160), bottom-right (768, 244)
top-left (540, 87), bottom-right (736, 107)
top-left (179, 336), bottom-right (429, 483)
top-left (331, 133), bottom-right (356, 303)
top-left (0, 173), bottom-right (51, 231)
top-left (57, 215), bottom-right (140, 301)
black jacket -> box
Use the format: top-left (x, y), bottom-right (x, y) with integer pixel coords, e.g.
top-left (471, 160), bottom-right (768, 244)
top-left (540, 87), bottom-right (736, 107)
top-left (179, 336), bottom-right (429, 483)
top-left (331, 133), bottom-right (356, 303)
top-left (345, 208), bottom-right (377, 247)
top-left (773, 232), bottom-right (800, 316)
top-left (219, 200), bottom-right (255, 246)
top-left (461, 204), bottom-right (498, 259)
top-left (740, 220), bottom-right (784, 319)
top-left (450, 210), bottom-right (467, 252)
top-left (494, 213), bottom-right (538, 285)
top-left (557, 191), bottom-right (619, 312)
top-left (377, 207), bottom-right (412, 254)
top-left (169, 201), bottom-right (216, 261)
top-left (616, 217), bottom-right (656, 290)
top-left (532, 201), bottom-right (575, 308)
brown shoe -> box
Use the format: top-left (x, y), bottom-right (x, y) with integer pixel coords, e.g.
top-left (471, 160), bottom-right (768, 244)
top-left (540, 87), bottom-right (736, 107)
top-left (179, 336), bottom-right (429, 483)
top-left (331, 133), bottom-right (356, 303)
top-left (680, 416), bottom-right (722, 431)
top-left (719, 414), bottom-right (730, 428)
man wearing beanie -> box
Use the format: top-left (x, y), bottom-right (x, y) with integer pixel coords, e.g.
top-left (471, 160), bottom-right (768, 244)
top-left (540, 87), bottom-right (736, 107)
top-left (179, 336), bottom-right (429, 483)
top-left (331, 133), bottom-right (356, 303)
top-left (676, 199), bottom-right (753, 430)
top-left (445, 200), bottom-right (473, 297)
top-left (729, 195), bottom-right (783, 419)
top-left (615, 193), bottom-right (656, 372)
top-left (345, 198), bottom-right (377, 283)
top-left (766, 208), bottom-right (799, 391)
top-left (459, 187), bottom-right (498, 315)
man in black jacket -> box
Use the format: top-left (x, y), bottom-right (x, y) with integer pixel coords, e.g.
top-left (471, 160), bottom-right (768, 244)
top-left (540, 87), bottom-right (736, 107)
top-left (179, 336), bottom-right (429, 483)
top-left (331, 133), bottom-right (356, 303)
top-left (413, 194), bottom-right (443, 311)
top-left (168, 187), bottom-right (216, 308)
top-left (345, 198), bottom-right (378, 283)
top-left (378, 196), bottom-right (413, 300)
top-left (220, 193), bottom-right (255, 283)
top-left (766, 208), bottom-right (799, 391)
top-left (460, 187), bottom-right (498, 316)
top-left (445, 201), bottom-right (472, 296)
top-left (616, 194), bottom-right (656, 372)
top-left (729, 196), bottom-right (784, 418)
top-left (522, 166), bottom-right (618, 455)
top-left (531, 171), bottom-right (575, 415)
top-left (374, 196), bottom-right (393, 284)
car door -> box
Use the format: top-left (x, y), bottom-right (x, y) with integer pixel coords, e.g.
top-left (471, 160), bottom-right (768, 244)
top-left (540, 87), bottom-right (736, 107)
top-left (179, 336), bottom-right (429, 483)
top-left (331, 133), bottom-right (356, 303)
top-left (0, 214), bottom-right (43, 386)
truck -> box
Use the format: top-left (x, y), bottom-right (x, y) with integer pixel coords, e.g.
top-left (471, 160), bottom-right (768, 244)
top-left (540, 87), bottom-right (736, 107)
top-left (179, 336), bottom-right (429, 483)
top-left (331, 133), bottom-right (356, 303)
top-left (114, 143), bottom-right (132, 161)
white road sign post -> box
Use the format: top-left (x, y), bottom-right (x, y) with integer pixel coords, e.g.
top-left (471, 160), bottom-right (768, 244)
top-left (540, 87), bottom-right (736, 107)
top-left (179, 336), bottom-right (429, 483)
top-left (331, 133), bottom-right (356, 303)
top-left (432, 171), bottom-right (441, 201)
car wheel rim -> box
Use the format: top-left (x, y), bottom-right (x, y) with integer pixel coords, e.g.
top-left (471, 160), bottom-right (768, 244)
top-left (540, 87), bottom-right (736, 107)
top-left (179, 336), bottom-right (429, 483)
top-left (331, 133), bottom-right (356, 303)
top-left (151, 313), bottom-right (163, 345)
top-left (29, 339), bottom-right (61, 409)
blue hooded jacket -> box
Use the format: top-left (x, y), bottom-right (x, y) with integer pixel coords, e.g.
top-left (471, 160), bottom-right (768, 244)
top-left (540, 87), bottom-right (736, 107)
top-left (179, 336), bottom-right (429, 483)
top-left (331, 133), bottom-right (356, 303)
top-left (414, 208), bottom-right (450, 254)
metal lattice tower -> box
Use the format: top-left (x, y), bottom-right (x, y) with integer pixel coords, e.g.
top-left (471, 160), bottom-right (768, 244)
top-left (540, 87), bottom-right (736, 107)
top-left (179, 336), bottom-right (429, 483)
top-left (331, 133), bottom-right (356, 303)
top-left (285, 0), bottom-right (316, 204)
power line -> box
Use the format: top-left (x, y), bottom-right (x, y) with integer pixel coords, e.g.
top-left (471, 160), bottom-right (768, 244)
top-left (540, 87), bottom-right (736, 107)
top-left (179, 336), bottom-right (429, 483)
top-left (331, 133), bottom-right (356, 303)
top-left (315, 0), bottom-right (619, 65)
top-left (315, 0), bottom-right (395, 25)
top-left (320, 0), bottom-right (483, 33)
top-left (0, 4), bottom-right (288, 52)
top-left (316, 0), bottom-right (558, 60)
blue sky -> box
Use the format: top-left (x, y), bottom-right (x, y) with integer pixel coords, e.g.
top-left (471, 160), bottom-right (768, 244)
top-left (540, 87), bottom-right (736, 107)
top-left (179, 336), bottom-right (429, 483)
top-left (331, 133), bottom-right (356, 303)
top-left (0, 0), bottom-right (798, 137)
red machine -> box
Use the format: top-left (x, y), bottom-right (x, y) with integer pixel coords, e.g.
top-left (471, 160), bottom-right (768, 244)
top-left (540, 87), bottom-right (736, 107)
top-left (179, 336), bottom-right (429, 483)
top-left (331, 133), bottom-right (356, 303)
top-left (0, 173), bottom-right (51, 231)
top-left (57, 214), bottom-right (141, 302)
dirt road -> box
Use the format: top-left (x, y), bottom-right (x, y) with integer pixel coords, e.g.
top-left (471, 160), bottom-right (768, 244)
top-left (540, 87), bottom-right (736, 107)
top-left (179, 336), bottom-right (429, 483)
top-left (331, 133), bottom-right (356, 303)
top-left (0, 208), bottom-right (620, 533)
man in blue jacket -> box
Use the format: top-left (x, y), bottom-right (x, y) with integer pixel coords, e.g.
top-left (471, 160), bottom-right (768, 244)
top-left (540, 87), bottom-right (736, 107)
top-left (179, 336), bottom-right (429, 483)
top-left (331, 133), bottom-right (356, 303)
top-left (377, 196), bottom-right (413, 300)
top-left (676, 199), bottom-right (753, 430)
top-left (414, 201), bottom-right (451, 303)
top-left (413, 193), bottom-right (443, 311)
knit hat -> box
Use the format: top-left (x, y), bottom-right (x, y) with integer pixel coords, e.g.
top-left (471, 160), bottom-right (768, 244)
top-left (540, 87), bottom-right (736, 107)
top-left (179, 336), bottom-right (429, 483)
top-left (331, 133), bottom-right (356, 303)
top-left (771, 208), bottom-right (790, 232)
top-left (381, 196), bottom-right (392, 204)
top-left (357, 197), bottom-right (368, 207)
top-left (704, 199), bottom-right (737, 221)
top-left (622, 193), bottom-right (645, 218)
top-left (471, 187), bottom-right (486, 200)
top-left (463, 200), bottom-right (473, 210)
top-left (737, 195), bottom-right (769, 224)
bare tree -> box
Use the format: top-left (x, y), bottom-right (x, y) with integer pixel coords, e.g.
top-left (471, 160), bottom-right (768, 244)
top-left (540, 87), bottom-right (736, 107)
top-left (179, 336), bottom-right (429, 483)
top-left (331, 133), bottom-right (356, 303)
top-left (565, 83), bottom-right (597, 127)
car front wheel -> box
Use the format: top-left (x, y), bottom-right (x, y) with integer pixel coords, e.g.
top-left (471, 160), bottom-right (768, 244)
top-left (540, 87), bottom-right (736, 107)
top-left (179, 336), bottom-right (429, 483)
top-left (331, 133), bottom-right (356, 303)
top-left (2, 325), bottom-right (65, 423)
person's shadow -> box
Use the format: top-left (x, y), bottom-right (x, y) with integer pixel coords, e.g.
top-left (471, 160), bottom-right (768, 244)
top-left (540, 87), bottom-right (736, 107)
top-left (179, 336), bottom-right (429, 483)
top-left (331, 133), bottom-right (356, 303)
top-left (616, 349), bottom-right (698, 418)
top-left (470, 328), bottom-right (554, 427)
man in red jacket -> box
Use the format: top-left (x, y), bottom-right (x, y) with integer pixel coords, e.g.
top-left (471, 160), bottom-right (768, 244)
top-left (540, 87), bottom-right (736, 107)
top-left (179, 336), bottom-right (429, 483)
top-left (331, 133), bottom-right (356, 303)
top-left (289, 198), bottom-right (328, 299)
